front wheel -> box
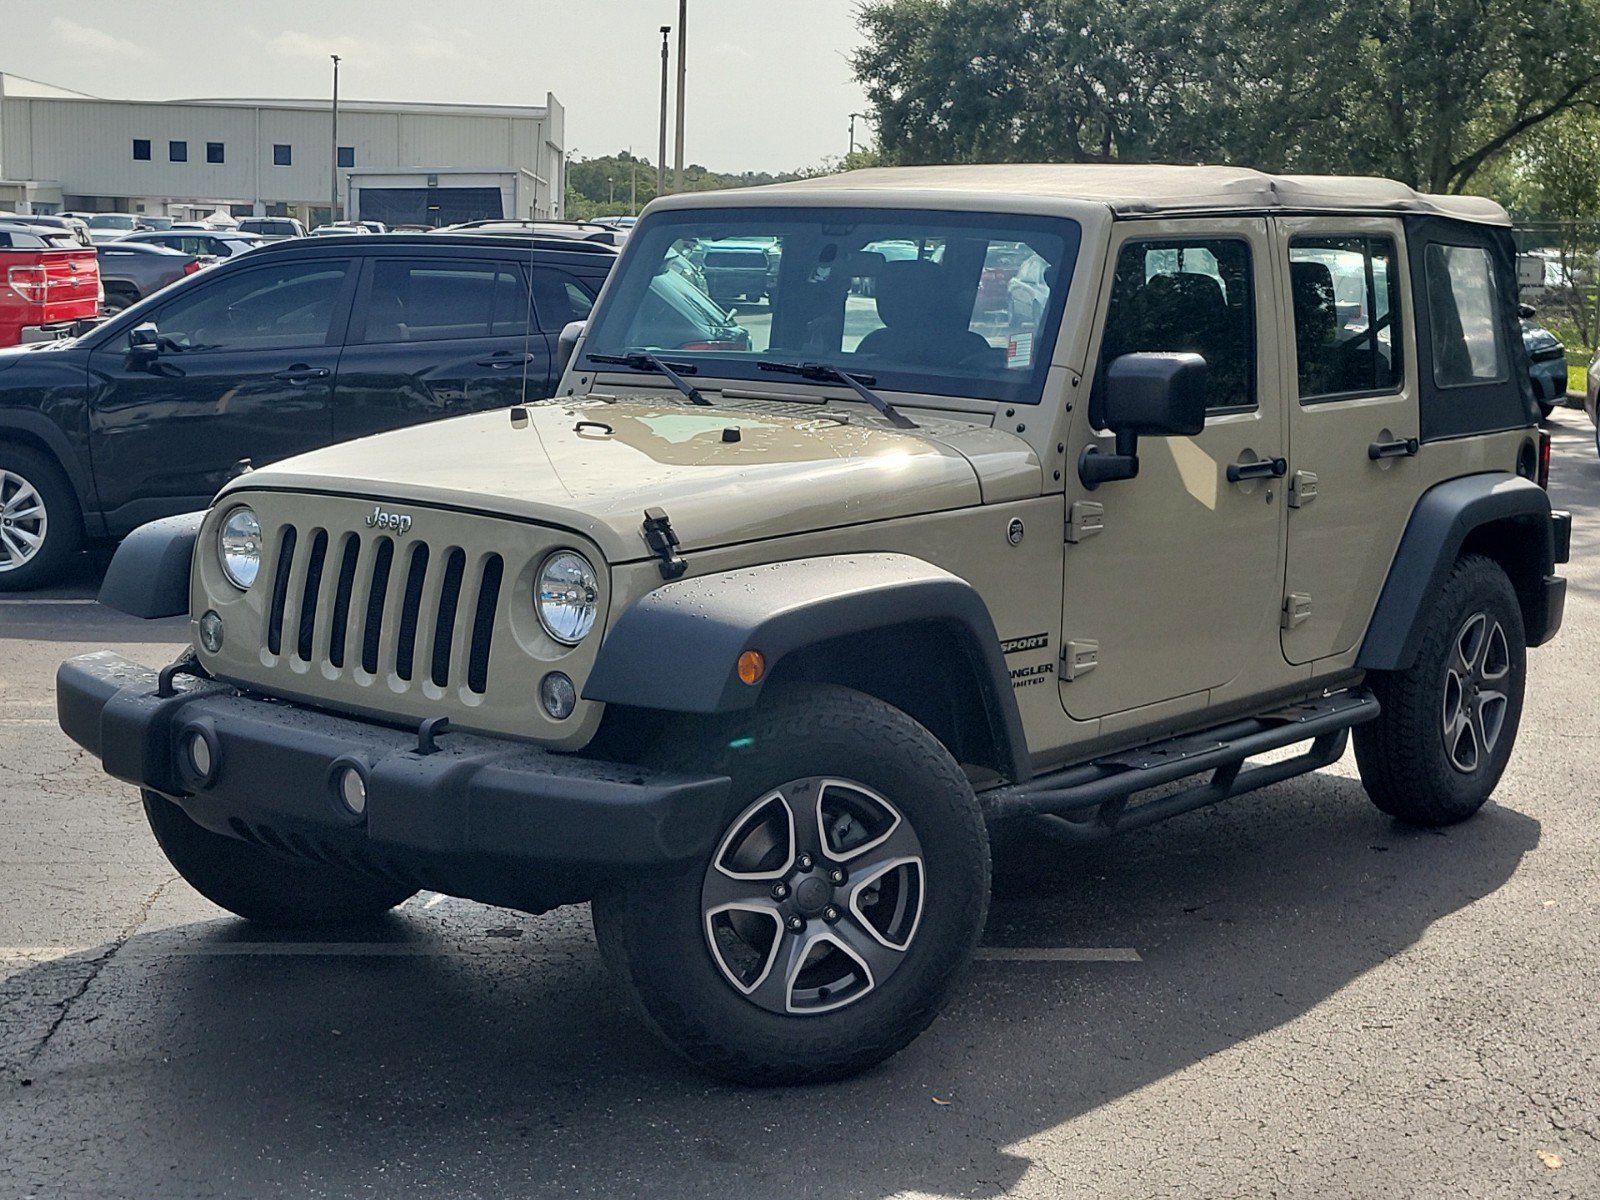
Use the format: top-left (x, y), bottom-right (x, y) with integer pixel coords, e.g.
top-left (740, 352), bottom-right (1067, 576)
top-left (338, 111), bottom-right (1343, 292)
top-left (0, 446), bottom-right (82, 592)
top-left (592, 684), bottom-right (990, 1084)
top-left (1354, 555), bottom-right (1527, 826)
top-left (144, 792), bottom-right (415, 926)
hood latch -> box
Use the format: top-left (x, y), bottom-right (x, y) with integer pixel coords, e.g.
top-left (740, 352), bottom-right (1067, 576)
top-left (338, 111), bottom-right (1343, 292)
top-left (641, 507), bottom-right (688, 580)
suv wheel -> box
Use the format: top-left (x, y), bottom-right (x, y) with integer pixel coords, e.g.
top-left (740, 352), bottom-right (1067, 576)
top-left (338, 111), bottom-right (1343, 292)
top-left (144, 792), bottom-right (416, 926)
top-left (591, 684), bottom-right (990, 1084)
top-left (1354, 555), bottom-right (1526, 826)
top-left (0, 446), bottom-right (83, 592)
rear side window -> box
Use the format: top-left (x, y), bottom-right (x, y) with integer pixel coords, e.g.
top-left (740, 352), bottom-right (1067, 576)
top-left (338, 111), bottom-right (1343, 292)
top-left (530, 268), bottom-right (596, 332)
top-left (1289, 236), bottom-right (1403, 400)
top-left (359, 260), bottom-right (528, 343)
top-left (1425, 244), bottom-right (1507, 387)
top-left (1098, 238), bottom-right (1256, 411)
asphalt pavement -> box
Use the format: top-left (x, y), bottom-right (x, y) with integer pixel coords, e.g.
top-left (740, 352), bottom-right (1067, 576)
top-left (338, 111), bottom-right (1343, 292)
top-left (1, 409), bottom-right (1596, 1199)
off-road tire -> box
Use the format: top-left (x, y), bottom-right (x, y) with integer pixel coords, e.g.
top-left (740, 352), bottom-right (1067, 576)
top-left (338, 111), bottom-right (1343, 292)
top-left (144, 792), bottom-right (415, 926)
top-left (1354, 555), bottom-right (1526, 826)
top-left (591, 684), bottom-right (990, 1084)
top-left (0, 444), bottom-right (83, 592)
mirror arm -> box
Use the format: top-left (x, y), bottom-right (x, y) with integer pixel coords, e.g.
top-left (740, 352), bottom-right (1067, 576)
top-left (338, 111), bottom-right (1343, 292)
top-left (1078, 439), bottom-right (1139, 490)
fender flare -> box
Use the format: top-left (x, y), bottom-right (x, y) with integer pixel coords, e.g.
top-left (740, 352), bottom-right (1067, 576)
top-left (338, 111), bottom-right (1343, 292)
top-left (0, 410), bottom-right (100, 530)
top-left (1357, 472), bottom-right (1557, 670)
top-left (97, 511), bottom-right (204, 618)
top-left (584, 553), bottom-right (1031, 782)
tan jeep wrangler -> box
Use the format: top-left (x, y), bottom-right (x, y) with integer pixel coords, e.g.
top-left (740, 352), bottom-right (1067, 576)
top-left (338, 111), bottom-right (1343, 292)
top-left (59, 165), bottom-right (1570, 1083)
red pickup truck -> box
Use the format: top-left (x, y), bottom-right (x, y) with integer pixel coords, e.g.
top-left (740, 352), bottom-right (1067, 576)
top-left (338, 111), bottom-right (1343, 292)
top-left (0, 223), bottom-right (102, 348)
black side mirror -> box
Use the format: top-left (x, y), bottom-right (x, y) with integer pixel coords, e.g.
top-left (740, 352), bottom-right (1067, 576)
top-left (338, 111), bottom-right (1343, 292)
top-left (1518, 302), bottom-right (1536, 319)
top-left (557, 320), bottom-right (586, 379)
top-left (1079, 352), bottom-right (1208, 488)
top-left (128, 322), bottom-right (161, 366)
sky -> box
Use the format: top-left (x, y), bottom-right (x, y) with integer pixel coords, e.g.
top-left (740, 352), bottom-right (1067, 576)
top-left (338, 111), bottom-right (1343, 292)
top-left (11, 0), bottom-right (874, 174)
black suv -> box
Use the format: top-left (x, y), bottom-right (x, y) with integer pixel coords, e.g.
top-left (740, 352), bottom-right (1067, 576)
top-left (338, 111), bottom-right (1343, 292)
top-left (0, 234), bottom-right (615, 589)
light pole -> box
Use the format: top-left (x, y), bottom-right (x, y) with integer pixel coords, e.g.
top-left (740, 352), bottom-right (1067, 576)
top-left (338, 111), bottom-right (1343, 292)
top-left (849, 112), bottom-right (865, 158)
top-left (673, 0), bottom-right (687, 193)
top-left (657, 25), bottom-right (670, 197)
top-left (329, 55), bottom-right (341, 224)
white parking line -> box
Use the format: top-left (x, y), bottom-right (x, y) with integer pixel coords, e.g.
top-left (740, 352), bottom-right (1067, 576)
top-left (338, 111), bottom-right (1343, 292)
top-left (0, 598), bottom-right (100, 606)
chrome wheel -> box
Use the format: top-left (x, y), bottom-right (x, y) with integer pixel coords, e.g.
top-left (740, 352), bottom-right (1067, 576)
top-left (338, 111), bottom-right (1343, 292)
top-left (0, 468), bottom-right (48, 574)
top-left (701, 777), bottom-right (925, 1016)
top-left (1442, 611), bottom-right (1511, 774)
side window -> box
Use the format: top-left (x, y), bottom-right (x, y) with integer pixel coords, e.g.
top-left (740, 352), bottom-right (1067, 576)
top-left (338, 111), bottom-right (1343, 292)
top-left (529, 268), bottom-right (596, 333)
top-left (1099, 238), bottom-right (1255, 411)
top-left (1424, 244), bottom-right (1507, 387)
top-left (359, 260), bottom-right (505, 344)
top-left (150, 261), bottom-right (350, 351)
top-left (1288, 235), bottom-right (1403, 400)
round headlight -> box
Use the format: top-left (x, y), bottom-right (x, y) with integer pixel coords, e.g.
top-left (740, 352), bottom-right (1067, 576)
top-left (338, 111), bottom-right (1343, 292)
top-left (536, 551), bottom-right (599, 645)
top-left (218, 506), bottom-right (261, 590)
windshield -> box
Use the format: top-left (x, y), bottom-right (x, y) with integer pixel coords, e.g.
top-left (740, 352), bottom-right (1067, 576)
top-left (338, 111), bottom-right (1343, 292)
top-left (89, 215), bottom-right (136, 230)
top-left (582, 206), bottom-right (1080, 404)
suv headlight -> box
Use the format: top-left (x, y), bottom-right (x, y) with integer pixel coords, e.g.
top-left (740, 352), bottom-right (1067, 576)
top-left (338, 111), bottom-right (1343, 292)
top-left (218, 506), bottom-right (261, 589)
top-left (536, 551), bottom-right (599, 645)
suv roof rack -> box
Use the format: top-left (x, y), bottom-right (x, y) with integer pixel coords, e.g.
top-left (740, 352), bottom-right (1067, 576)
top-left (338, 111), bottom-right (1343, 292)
top-left (250, 232), bottom-right (619, 256)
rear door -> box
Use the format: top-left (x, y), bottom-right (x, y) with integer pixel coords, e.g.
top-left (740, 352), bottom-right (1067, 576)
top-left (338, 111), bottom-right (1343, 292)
top-left (85, 256), bottom-right (355, 529)
top-left (331, 255), bottom-right (554, 442)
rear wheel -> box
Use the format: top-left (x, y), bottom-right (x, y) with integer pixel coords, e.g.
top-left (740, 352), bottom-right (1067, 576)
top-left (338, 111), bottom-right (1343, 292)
top-left (101, 288), bottom-right (138, 317)
top-left (1355, 555), bottom-right (1526, 826)
top-left (144, 792), bottom-right (415, 926)
top-left (592, 684), bottom-right (989, 1084)
top-left (0, 445), bottom-right (82, 592)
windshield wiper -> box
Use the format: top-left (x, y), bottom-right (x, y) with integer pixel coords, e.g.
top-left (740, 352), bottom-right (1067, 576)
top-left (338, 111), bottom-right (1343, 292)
top-left (756, 360), bottom-right (917, 429)
top-left (587, 351), bottom-right (712, 406)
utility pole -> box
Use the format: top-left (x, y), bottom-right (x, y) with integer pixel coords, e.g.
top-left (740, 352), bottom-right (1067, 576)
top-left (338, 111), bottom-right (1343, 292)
top-left (849, 112), bottom-right (864, 158)
top-left (657, 25), bottom-right (670, 197)
top-left (608, 176), bottom-right (615, 206)
top-left (673, 0), bottom-right (687, 193)
top-left (329, 55), bottom-right (341, 224)
top-left (630, 159), bottom-right (637, 214)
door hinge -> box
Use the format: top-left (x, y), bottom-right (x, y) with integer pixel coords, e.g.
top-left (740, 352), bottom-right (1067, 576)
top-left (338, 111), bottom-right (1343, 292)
top-left (1282, 593), bottom-right (1313, 629)
top-left (1065, 501), bottom-right (1105, 543)
top-left (1061, 639), bottom-right (1099, 680)
top-left (641, 507), bottom-right (688, 580)
top-left (1288, 471), bottom-right (1318, 508)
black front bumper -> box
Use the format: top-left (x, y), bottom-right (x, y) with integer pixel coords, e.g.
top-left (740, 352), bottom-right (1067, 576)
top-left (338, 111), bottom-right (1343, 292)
top-left (57, 652), bottom-right (732, 913)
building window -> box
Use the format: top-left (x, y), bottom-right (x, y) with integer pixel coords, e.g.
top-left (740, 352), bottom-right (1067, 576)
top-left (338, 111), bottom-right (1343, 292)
top-left (169, 141), bottom-right (188, 163)
top-left (273, 144), bottom-right (292, 166)
top-left (132, 139), bottom-right (151, 161)
top-left (206, 142), bottom-right (225, 164)
top-left (338, 146), bottom-right (355, 169)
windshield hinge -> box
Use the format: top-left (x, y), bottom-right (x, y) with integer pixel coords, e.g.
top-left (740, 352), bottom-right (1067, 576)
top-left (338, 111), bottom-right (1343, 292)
top-left (641, 507), bottom-right (688, 580)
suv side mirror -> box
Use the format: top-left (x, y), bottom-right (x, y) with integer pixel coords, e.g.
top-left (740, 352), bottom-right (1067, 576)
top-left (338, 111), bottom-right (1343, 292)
top-left (557, 320), bottom-right (586, 378)
top-left (1079, 352), bottom-right (1208, 488)
top-left (128, 322), bottom-right (161, 366)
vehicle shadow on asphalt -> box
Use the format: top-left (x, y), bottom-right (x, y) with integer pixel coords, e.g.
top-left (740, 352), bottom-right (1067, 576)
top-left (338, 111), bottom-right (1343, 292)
top-left (2, 768), bottom-right (1539, 1198)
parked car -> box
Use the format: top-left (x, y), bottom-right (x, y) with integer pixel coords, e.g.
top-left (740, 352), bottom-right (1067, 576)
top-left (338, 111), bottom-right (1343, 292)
top-left (0, 233), bottom-right (616, 588)
top-left (0, 212), bottom-right (92, 246)
top-left (235, 217), bottom-right (306, 242)
top-left (1519, 306), bottom-right (1567, 419)
top-left (0, 222), bottom-right (101, 349)
top-left (1584, 346), bottom-right (1600, 456)
top-left (119, 229), bottom-right (263, 260)
top-left (309, 223), bottom-right (371, 236)
top-left (84, 213), bottom-right (151, 243)
top-left (95, 242), bottom-right (203, 315)
top-left (141, 217), bottom-right (175, 231)
top-left (692, 235), bottom-right (781, 304)
top-left (57, 165), bottom-right (1570, 1085)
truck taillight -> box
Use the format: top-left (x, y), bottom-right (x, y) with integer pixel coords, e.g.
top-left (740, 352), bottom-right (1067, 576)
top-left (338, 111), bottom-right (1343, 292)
top-left (7, 266), bottom-right (47, 303)
top-left (1538, 430), bottom-right (1552, 490)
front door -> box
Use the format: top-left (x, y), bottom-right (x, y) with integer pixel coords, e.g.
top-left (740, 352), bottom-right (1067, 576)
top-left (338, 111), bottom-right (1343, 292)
top-left (86, 257), bottom-right (354, 532)
top-left (1273, 216), bottom-right (1419, 665)
top-left (1059, 218), bottom-right (1289, 721)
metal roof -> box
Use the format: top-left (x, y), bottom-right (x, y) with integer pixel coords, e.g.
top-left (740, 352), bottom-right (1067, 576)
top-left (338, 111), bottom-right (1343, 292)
top-left (665, 164), bottom-right (1510, 225)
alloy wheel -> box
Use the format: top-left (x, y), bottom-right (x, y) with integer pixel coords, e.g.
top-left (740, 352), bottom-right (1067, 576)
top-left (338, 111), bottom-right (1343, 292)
top-left (1441, 611), bottom-right (1511, 774)
top-left (0, 469), bottom-right (48, 573)
top-left (701, 777), bottom-right (926, 1016)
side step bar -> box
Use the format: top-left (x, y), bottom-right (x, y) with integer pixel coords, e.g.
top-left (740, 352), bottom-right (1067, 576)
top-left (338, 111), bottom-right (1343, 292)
top-left (986, 689), bottom-right (1379, 842)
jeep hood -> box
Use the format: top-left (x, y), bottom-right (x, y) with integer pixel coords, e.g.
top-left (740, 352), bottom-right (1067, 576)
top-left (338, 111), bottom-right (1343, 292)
top-left (227, 398), bottom-right (1040, 563)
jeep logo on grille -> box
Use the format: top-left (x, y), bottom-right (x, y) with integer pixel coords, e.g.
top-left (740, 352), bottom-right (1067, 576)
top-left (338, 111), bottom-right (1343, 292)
top-left (365, 506), bottom-right (413, 535)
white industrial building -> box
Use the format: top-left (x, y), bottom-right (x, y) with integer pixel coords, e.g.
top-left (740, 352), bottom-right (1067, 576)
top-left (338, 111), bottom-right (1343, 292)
top-left (0, 71), bottom-right (565, 225)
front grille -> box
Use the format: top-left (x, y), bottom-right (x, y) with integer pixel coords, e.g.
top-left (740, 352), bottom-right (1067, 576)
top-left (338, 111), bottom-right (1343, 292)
top-left (264, 524), bottom-right (505, 697)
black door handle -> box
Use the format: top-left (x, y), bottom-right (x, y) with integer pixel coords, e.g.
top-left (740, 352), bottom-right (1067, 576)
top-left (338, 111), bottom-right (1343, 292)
top-left (272, 366), bottom-right (330, 384)
top-left (1368, 437), bottom-right (1419, 460)
top-left (476, 353), bottom-right (537, 368)
top-left (1226, 456), bottom-right (1287, 483)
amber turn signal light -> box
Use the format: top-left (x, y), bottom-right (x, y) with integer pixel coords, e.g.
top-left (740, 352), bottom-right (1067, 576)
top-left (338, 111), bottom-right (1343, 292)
top-left (737, 650), bottom-right (766, 685)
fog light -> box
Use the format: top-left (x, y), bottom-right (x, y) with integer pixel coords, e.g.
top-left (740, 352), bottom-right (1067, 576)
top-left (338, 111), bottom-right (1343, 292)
top-left (540, 671), bottom-right (577, 720)
top-left (199, 610), bottom-right (224, 653)
top-left (335, 766), bottom-right (367, 817)
top-left (183, 729), bottom-right (215, 783)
